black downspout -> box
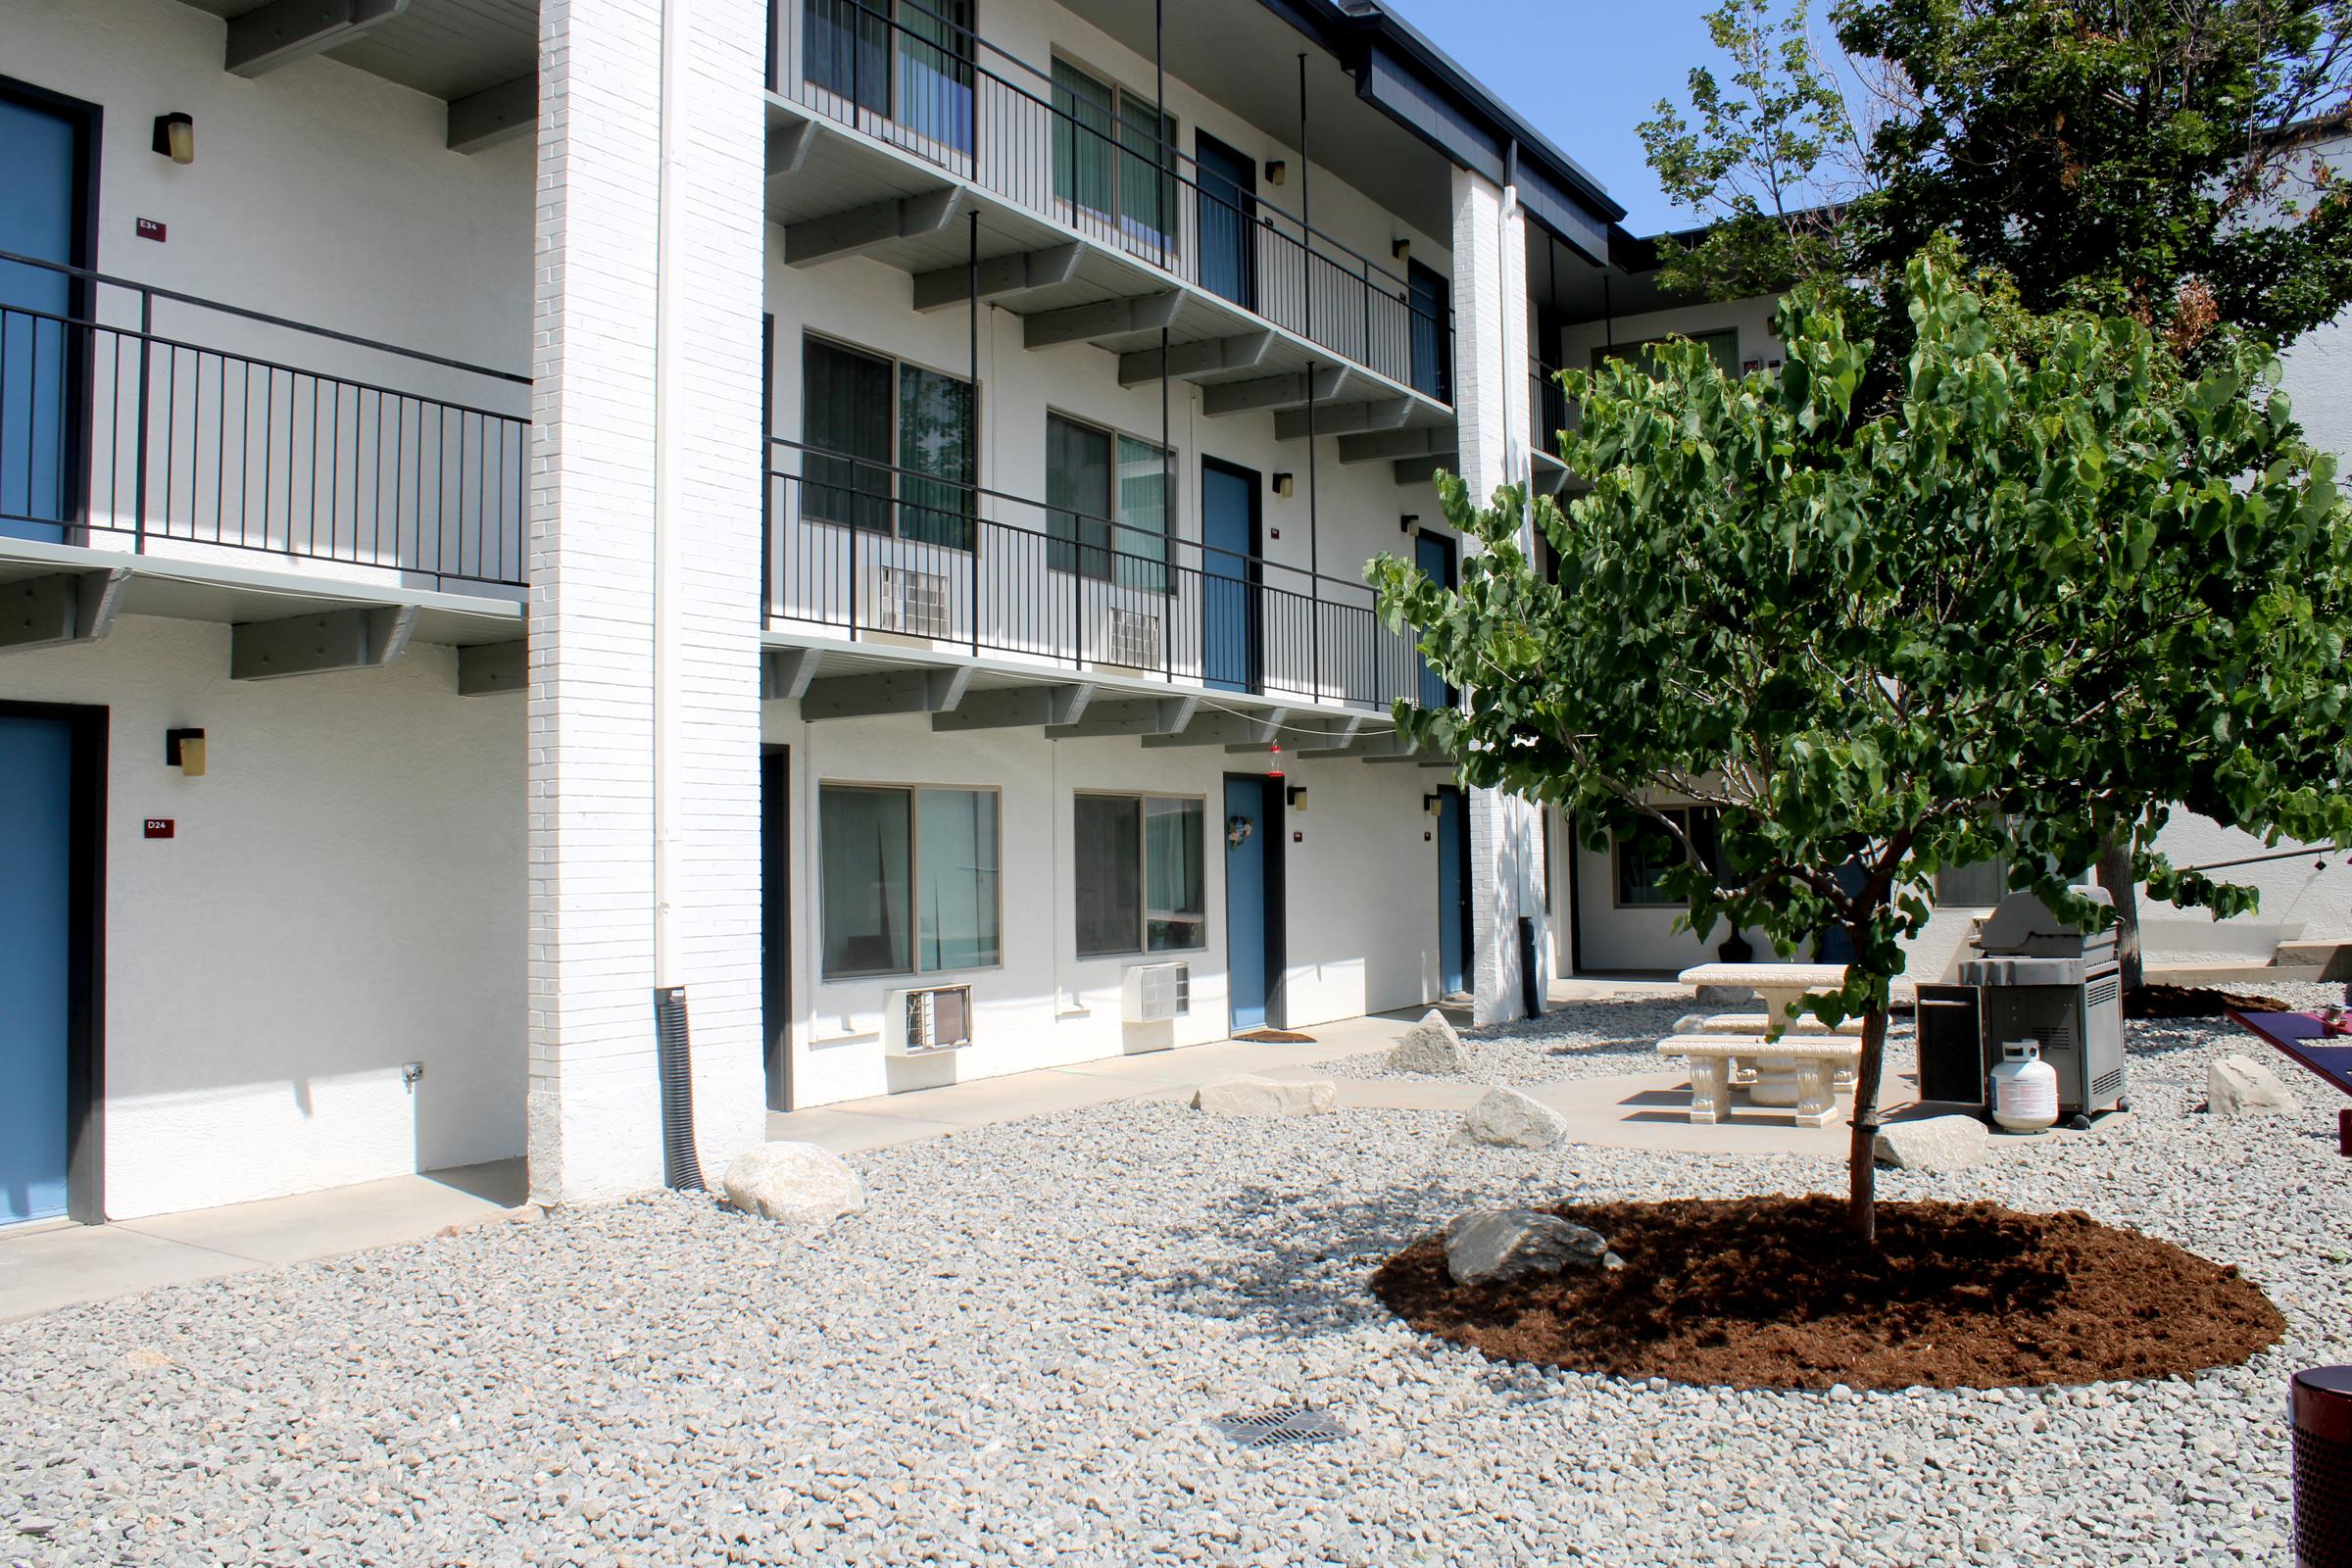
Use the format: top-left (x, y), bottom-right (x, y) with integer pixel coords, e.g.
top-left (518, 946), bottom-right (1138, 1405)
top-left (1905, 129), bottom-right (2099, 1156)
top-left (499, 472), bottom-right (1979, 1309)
top-left (654, 986), bottom-right (706, 1191)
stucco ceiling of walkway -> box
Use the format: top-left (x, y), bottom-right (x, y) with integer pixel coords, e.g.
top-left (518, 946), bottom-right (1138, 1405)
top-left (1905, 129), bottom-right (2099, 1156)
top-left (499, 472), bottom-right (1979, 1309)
top-left (180, 0), bottom-right (535, 103)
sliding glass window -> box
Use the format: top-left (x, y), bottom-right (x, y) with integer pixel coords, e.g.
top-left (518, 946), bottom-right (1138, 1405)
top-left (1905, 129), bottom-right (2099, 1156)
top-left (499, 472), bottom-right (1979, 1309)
top-left (821, 784), bottom-right (1001, 979)
top-left (1074, 793), bottom-right (1204, 956)
top-left (803, 337), bottom-right (975, 549)
top-left (1045, 413), bottom-right (1167, 590)
top-left (805, 0), bottom-right (974, 152)
top-left (1051, 59), bottom-right (1175, 251)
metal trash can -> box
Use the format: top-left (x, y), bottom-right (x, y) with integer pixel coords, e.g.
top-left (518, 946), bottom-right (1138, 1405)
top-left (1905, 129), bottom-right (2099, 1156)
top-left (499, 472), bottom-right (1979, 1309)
top-left (1919, 890), bottom-right (2127, 1126)
top-left (2294, 1367), bottom-right (2352, 1567)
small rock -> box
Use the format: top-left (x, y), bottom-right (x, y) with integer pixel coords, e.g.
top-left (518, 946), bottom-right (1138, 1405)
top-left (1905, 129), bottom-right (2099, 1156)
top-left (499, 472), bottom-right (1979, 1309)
top-left (14, 1518), bottom-right (58, 1539)
top-left (1443, 1208), bottom-right (1618, 1285)
top-left (1387, 1009), bottom-right (1471, 1074)
top-left (1457, 1087), bottom-right (1566, 1149)
top-left (720, 1142), bottom-right (866, 1226)
top-left (1190, 1074), bottom-right (1337, 1116)
top-left (1873, 1114), bottom-right (1991, 1171)
top-left (2207, 1054), bottom-right (2295, 1118)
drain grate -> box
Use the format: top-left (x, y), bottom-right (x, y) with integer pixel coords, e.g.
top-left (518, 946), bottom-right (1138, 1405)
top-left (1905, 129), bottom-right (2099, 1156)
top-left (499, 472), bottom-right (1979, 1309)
top-left (1206, 1406), bottom-right (1350, 1450)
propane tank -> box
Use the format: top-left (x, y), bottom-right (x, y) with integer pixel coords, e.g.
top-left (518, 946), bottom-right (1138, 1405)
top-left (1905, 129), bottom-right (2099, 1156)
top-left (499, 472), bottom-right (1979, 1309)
top-left (1989, 1039), bottom-right (2060, 1132)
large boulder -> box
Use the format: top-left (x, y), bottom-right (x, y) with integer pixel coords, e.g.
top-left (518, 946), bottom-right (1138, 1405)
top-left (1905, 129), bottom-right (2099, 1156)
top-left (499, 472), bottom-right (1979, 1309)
top-left (1445, 1208), bottom-right (1620, 1286)
top-left (1873, 1114), bottom-right (1990, 1172)
top-left (2208, 1054), bottom-right (2296, 1118)
top-left (1191, 1074), bottom-right (1337, 1116)
top-left (1388, 1009), bottom-right (1472, 1074)
top-left (721, 1142), bottom-right (865, 1226)
top-left (1458, 1087), bottom-right (1567, 1150)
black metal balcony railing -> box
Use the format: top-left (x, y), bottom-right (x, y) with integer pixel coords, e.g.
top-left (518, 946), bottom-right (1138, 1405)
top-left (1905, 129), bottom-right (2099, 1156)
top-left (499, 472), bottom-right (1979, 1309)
top-left (0, 249), bottom-right (528, 589)
top-left (764, 435), bottom-right (1425, 710)
top-left (1532, 360), bottom-right (1570, 459)
top-left (770, 0), bottom-right (1454, 402)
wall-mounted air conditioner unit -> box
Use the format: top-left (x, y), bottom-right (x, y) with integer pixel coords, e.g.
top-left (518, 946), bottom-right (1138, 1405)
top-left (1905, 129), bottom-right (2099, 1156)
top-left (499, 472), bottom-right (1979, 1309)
top-left (1092, 606), bottom-right (1161, 670)
top-left (884, 985), bottom-right (974, 1055)
top-left (1121, 961), bottom-right (1190, 1023)
top-left (865, 566), bottom-right (953, 639)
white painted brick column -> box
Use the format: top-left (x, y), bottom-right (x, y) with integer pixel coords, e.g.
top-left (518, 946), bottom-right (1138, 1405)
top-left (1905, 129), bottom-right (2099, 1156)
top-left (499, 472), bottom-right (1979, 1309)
top-left (1448, 164), bottom-right (1548, 1025)
top-left (527, 0), bottom-right (768, 1204)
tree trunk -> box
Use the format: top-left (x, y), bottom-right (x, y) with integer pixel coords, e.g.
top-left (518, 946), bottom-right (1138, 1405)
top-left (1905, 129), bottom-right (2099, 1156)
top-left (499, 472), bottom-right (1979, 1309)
top-left (2096, 835), bottom-right (2144, 992)
top-left (1845, 1002), bottom-right (1888, 1247)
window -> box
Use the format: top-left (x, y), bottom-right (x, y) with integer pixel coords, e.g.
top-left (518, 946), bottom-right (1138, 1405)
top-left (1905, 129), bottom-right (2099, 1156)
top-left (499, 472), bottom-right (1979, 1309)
top-left (1052, 60), bottom-right (1176, 250)
top-left (1613, 808), bottom-right (1721, 907)
top-left (1046, 413), bottom-right (1168, 589)
top-left (803, 338), bottom-right (974, 549)
top-left (1936, 856), bottom-right (2010, 907)
top-left (820, 784), bottom-right (1001, 977)
top-left (1592, 329), bottom-right (1740, 380)
top-left (1075, 794), bottom-right (1204, 956)
top-left (803, 0), bottom-right (975, 153)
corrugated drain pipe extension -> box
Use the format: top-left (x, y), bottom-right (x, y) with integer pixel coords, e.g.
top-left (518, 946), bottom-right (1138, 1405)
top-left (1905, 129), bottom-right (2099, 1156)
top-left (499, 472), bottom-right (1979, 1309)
top-left (655, 986), bottom-right (707, 1191)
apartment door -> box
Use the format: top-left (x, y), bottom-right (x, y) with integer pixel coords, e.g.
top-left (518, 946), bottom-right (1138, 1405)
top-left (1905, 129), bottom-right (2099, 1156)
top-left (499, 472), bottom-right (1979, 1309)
top-left (1436, 784), bottom-right (1472, 999)
top-left (1223, 774), bottom-right (1284, 1033)
top-left (761, 746), bottom-right (793, 1112)
top-left (0, 79), bottom-right (93, 544)
top-left (1407, 260), bottom-right (1449, 402)
top-left (1200, 457), bottom-right (1260, 693)
top-left (1, 712), bottom-right (77, 1224)
top-left (1196, 132), bottom-right (1256, 311)
top-left (1413, 529), bottom-right (1456, 710)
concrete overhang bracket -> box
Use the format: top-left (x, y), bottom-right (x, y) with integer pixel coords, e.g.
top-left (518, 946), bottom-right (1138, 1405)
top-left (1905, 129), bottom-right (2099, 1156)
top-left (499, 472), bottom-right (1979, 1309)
top-left (226, 0), bottom-right (409, 77)
top-left (911, 243), bottom-right (1083, 313)
top-left (0, 568), bottom-right (130, 655)
top-left (786, 186), bottom-right (965, 268)
top-left (931, 683), bottom-right (1096, 732)
top-left (799, 664), bottom-right (973, 720)
top-left (457, 639), bottom-right (526, 696)
top-left (230, 605), bottom-right (416, 679)
top-left (1021, 291), bottom-right (1184, 350)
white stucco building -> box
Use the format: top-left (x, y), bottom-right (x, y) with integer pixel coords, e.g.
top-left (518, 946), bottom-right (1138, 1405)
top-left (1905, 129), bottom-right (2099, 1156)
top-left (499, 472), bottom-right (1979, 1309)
top-left (2, 0), bottom-right (2343, 1229)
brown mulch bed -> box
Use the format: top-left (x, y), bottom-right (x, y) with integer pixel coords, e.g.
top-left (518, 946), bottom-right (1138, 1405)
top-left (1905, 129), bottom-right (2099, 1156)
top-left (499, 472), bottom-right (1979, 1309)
top-left (1231, 1029), bottom-right (1317, 1044)
top-left (1371, 1196), bottom-right (2282, 1391)
top-left (2125, 983), bottom-right (2299, 1019)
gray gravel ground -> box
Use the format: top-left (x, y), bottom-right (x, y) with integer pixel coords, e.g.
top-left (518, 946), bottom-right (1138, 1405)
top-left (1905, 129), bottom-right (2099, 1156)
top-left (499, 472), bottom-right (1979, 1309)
top-left (5, 988), bottom-right (2347, 1567)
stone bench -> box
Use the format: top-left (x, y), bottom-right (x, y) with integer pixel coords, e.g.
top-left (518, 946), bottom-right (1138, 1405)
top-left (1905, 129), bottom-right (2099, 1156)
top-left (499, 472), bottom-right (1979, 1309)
top-left (1672, 1012), bottom-right (1864, 1091)
top-left (1657, 1033), bottom-right (1862, 1128)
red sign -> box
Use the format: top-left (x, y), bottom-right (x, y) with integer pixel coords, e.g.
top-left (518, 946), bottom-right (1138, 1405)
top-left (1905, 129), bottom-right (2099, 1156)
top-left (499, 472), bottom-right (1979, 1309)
top-left (136, 218), bottom-right (167, 242)
top-left (144, 818), bottom-right (174, 839)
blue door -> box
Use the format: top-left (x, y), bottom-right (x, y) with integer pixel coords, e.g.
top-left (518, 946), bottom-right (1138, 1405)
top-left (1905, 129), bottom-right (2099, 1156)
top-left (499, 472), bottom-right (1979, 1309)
top-left (1407, 261), bottom-right (1449, 401)
top-left (1197, 133), bottom-right (1255, 310)
top-left (1, 715), bottom-right (74, 1224)
top-left (1201, 459), bottom-right (1259, 693)
top-left (1414, 530), bottom-right (1455, 710)
top-left (1224, 775), bottom-right (1270, 1032)
top-left (1436, 784), bottom-right (1470, 998)
top-left (0, 90), bottom-right (83, 544)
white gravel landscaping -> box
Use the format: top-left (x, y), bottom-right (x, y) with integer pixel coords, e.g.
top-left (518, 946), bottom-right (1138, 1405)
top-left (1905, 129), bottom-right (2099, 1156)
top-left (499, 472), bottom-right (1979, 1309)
top-left (5, 992), bottom-right (2347, 1567)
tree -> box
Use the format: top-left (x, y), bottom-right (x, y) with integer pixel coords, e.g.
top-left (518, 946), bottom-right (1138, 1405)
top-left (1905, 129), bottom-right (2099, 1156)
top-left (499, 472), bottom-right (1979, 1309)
top-left (1371, 251), bottom-right (2351, 1242)
top-left (1641, 0), bottom-right (2352, 985)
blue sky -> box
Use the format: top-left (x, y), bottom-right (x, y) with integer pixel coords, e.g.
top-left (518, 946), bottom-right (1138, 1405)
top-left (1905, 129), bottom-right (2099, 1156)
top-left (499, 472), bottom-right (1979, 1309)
top-left (1379, 0), bottom-right (1723, 234)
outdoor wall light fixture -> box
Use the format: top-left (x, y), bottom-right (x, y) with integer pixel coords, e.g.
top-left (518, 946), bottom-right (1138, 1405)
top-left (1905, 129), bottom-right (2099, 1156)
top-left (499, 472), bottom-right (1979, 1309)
top-left (166, 727), bottom-right (207, 776)
top-left (1423, 793), bottom-right (1443, 816)
top-left (1264, 160), bottom-right (1287, 186)
top-left (1271, 471), bottom-right (1294, 498)
top-left (1392, 238), bottom-right (1411, 262)
top-left (1399, 514), bottom-right (1419, 535)
top-left (1288, 786), bottom-right (1308, 812)
top-left (152, 113), bottom-right (195, 165)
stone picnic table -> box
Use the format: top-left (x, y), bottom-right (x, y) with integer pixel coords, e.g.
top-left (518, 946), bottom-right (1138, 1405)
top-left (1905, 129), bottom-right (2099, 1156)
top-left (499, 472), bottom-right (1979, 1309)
top-left (1663, 962), bottom-right (1860, 1126)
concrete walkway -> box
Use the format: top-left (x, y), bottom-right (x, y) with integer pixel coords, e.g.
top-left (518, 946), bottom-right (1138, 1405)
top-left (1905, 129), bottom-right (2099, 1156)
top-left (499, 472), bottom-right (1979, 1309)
top-left (0, 1160), bottom-right (525, 1323)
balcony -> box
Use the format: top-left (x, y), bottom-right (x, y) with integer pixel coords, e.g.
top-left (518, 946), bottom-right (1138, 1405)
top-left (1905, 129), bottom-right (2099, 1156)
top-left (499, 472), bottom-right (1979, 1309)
top-left (0, 250), bottom-right (528, 598)
top-left (764, 0), bottom-right (1455, 432)
top-left (763, 436), bottom-right (1430, 724)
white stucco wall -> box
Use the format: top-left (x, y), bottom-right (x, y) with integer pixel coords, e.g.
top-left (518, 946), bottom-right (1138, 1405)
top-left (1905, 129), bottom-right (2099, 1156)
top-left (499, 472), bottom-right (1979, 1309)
top-left (6, 0), bottom-right (534, 588)
top-left (0, 615), bottom-right (524, 1219)
top-left (760, 705), bottom-right (1443, 1107)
